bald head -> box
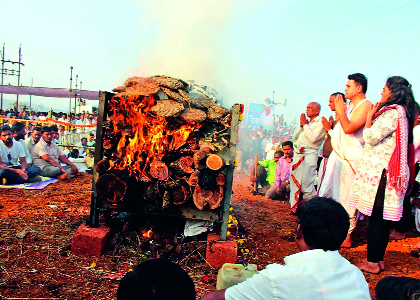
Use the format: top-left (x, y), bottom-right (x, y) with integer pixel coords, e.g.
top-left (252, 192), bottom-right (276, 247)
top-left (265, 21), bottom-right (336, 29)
top-left (306, 102), bottom-right (321, 120)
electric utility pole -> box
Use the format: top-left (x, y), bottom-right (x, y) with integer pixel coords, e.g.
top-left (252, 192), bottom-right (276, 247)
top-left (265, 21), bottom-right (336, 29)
top-left (69, 66), bottom-right (73, 114)
top-left (0, 44), bottom-right (24, 110)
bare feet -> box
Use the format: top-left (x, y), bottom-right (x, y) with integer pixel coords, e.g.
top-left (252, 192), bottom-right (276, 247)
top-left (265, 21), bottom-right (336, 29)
top-left (356, 261), bottom-right (381, 274)
top-left (341, 235), bottom-right (352, 248)
top-left (360, 258), bottom-right (384, 271)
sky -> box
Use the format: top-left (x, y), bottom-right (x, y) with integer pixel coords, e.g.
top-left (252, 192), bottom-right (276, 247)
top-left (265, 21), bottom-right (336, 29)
top-left (1, 0), bottom-right (419, 122)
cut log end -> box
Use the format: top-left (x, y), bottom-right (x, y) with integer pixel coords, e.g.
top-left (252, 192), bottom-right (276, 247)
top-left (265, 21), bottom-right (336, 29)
top-left (193, 184), bottom-right (224, 210)
top-left (149, 160), bottom-right (169, 181)
top-left (96, 159), bottom-right (111, 174)
top-left (206, 154), bottom-right (224, 171)
top-left (188, 171), bottom-right (200, 186)
top-left (171, 156), bottom-right (194, 174)
top-left (96, 173), bottom-right (127, 202)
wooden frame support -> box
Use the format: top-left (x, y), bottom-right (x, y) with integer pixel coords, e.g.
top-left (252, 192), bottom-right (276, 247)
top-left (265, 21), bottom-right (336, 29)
top-left (88, 91), bottom-right (112, 227)
top-left (220, 104), bottom-right (240, 241)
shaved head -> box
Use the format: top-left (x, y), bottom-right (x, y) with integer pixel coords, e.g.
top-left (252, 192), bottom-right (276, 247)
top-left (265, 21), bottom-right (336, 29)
top-left (310, 102), bottom-right (321, 111)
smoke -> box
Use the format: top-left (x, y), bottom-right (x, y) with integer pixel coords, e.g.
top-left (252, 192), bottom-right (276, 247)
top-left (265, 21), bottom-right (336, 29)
top-left (132, 0), bottom-right (253, 107)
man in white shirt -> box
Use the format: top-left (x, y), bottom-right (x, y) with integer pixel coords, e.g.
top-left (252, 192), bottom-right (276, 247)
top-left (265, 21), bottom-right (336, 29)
top-left (0, 125), bottom-right (41, 184)
top-left (32, 126), bottom-right (78, 180)
top-left (25, 126), bottom-right (42, 158)
top-left (290, 102), bottom-right (325, 212)
top-left (77, 137), bottom-right (88, 157)
top-left (199, 197), bottom-right (371, 300)
top-left (75, 114), bottom-right (84, 133)
top-left (38, 112), bottom-right (47, 121)
top-left (11, 122), bottom-right (33, 165)
top-left (264, 136), bottom-right (280, 160)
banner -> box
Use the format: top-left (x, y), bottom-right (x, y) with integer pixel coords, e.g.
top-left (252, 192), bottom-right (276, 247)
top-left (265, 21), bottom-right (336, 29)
top-left (247, 103), bottom-right (264, 128)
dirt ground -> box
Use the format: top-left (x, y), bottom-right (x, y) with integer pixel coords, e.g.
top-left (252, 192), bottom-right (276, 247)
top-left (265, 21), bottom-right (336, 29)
top-left (0, 172), bottom-right (419, 299)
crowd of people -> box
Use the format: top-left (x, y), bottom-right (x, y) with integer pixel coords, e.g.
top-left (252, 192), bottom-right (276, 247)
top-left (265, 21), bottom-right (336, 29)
top-left (116, 73), bottom-right (420, 299)
top-left (0, 120), bottom-right (96, 184)
top-left (2, 75), bottom-right (420, 298)
top-left (195, 73), bottom-right (420, 299)
top-left (0, 107), bottom-right (98, 127)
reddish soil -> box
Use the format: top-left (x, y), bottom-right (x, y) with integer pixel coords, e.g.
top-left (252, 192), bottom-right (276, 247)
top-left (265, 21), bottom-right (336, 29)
top-left (0, 172), bottom-right (419, 299)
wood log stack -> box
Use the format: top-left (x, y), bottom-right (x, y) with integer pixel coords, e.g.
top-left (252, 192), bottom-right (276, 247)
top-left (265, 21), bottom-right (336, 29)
top-left (96, 75), bottom-right (232, 212)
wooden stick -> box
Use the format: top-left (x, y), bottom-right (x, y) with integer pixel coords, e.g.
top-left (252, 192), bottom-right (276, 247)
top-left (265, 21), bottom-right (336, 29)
top-left (253, 154), bottom-right (258, 193)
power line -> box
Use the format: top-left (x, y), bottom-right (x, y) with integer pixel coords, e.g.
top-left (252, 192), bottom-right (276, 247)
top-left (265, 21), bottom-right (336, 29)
top-left (269, 0), bottom-right (420, 53)
top-left (278, 20), bottom-right (420, 64)
top-left (271, 0), bottom-right (393, 46)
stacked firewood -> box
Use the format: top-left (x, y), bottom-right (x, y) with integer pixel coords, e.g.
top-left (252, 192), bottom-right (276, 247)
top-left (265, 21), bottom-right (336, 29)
top-left (95, 75), bottom-right (232, 211)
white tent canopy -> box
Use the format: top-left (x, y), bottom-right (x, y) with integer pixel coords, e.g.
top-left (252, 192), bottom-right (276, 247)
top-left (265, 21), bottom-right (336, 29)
top-left (0, 85), bottom-right (99, 100)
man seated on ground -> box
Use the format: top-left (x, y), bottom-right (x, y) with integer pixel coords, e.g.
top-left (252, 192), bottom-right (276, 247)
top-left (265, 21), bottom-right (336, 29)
top-left (25, 126), bottom-right (41, 161)
top-left (265, 141), bottom-right (294, 200)
top-left (0, 125), bottom-right (41, 184)
top-left (117, 258), bottom-right (196, 300)
top-left (32, 126), bottom-right (79, 180)
top-left (11, 122), bottom-right (32, 165)
top-left (199, 197), bottom-right (371, 300)
top-left (77, 137), bottom-right (88, 157)
top-left (250, 151), bottom-right (282, 194)
top-left (87, 132), bottom-right (95, 147)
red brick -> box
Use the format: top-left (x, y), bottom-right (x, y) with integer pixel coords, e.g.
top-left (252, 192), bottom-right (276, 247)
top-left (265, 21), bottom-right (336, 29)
top-left (206, 234), bottom-right (237, 268)
top-left (71, 223), bottom-right (111, 256)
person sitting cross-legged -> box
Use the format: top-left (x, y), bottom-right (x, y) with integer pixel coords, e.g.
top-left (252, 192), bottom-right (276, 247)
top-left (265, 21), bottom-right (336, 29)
top-left (32, 126), bottom-right (79, 180)
top-left (0, 125), bottom-right (41, 184)
top-left (199, 197), bottom-right (371, 300)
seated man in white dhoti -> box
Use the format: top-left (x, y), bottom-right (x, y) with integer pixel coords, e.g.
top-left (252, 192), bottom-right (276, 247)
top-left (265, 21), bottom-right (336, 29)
top-left (322, 73), bottom-right (371, 248)
top-left (290, 102), bottom-right (325, 213)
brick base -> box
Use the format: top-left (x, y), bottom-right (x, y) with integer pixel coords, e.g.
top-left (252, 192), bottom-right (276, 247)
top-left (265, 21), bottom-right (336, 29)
top-left (71, 223), bottom-right (111, 256)
top-left (206, 234), bottom-right (237, 268)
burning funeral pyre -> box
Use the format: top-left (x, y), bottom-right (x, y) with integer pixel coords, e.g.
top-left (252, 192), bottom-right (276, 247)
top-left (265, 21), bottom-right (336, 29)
top-left (95, 75), bottom-right (234, 213)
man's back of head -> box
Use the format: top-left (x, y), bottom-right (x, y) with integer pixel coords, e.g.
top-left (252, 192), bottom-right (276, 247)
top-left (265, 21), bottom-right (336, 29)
top-left (117, 258), bottom-right (196, 300)
top-left (296, 197), bottom-right (350, 251)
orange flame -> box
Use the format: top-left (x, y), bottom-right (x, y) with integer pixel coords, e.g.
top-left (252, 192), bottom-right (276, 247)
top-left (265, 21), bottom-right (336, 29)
top-left (108, 87), bottom-right (201, 180)
top-left (143, 228), bottom-right (153, 239)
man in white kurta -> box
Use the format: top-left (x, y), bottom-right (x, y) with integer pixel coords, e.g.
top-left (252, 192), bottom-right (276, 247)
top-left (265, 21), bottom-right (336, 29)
top-left (326, 73), bottom-right (371, 247)
top-left (290, 102), bottom-right (325, 212)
